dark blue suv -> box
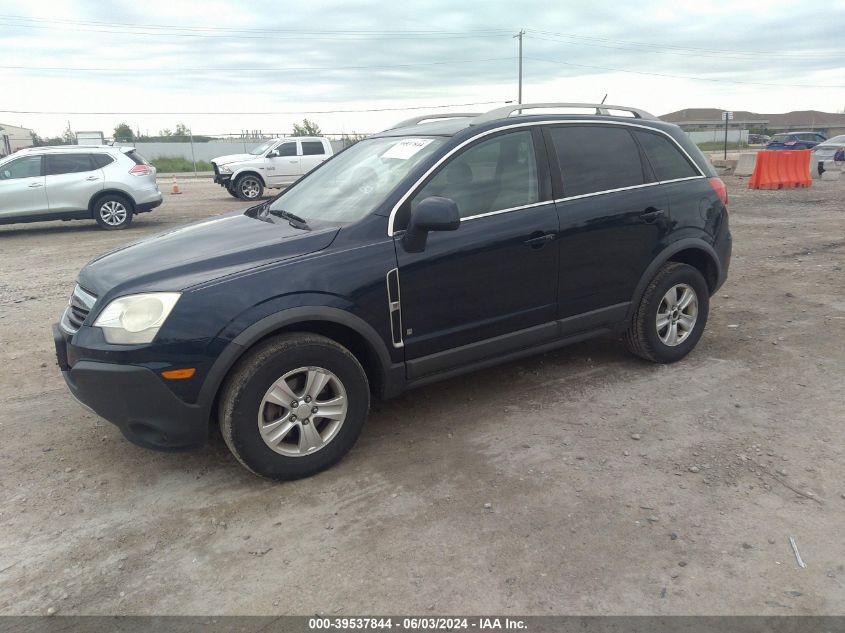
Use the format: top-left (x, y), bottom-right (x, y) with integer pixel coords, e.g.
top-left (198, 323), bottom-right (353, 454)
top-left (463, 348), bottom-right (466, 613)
top-left (54, 103), bottom-right (732, 480)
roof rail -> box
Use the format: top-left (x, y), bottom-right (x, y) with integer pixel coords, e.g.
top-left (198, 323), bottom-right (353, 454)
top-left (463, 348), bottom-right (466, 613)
top-left (385, 112), bottom-right (482, 131)
top-left (472, 102), bottom-right (657, 125)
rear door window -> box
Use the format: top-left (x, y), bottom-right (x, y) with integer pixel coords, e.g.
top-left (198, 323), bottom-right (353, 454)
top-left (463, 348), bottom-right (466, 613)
top-left (46, 154), bottom-right (94, 175)
top-left (411, 130), bottom-right (539, 219)
top-left (633, 130), bottom-right (699, 181)
top-left (548, 126), bottom-right (645, 197)
top-left (301, 141), bottom-right (325, 156)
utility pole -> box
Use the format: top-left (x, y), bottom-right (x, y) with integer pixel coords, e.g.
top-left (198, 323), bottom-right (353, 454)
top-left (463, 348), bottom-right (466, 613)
top-left (723, 110), bottom-right (733, 160)
top-left (514, 29), bottom-right (525, 105)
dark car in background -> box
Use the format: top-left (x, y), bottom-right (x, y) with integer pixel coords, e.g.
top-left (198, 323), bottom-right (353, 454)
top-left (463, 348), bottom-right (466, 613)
top-left (766, 132), bottom-right (827, 150)
top-left (54, 102), bottom-right (731, 480)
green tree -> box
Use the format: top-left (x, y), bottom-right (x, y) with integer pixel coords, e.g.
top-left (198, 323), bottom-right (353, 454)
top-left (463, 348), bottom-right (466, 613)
top-left (61, 122), bottom-right (75, 144)
top-left (113, 123), bottom-right (135, 142)
top-left (174, 123), bottom-right (191, 138)
top-left (340, 131), bottom-right (367, 148)
top-left (292, 119), bottom-right (321, 136)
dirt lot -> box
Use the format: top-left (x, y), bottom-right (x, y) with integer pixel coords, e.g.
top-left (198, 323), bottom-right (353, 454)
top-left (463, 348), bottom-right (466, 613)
top-left (0, 176), bottom-right (843, 615)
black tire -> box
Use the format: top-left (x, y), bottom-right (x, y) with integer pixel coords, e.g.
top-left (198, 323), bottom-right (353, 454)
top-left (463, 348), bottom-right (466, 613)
top-left (225, 183), bottom-right (240, 198)
top-left (93, 194), bottom-right (134, 230)
top-left (233, 173), bottom-right (264, 200)
top-left (625, 262), bottom-right (710, 363)
top-left (219, 333), bottom-right (370, 480)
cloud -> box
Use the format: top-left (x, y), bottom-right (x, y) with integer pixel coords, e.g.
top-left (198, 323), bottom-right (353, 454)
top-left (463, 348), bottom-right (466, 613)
top-left (0, 0), bottom-right (843, 135)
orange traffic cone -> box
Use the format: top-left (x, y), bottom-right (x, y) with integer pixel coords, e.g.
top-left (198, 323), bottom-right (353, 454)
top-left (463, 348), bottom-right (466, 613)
top-left (171, 177), bottom-right (182, 195)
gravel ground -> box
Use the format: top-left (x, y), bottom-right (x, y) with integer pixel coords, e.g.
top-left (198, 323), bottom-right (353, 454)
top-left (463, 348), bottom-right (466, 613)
top-left (0, 176), bottom-right (843, 615)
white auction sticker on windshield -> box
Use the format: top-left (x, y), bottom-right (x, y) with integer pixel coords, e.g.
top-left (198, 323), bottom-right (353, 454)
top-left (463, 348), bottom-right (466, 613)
top-left (382, 138), bottom-right (434, 160)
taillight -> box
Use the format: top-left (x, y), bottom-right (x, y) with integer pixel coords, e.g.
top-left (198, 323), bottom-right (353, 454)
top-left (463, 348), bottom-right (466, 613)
top-left (708, 177), bottom-right (728, 207)
top-left (129, 164), bottom-right (152, 176)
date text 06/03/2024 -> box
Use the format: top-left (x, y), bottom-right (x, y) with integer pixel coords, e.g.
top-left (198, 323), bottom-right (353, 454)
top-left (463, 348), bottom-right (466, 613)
top-left (307, 617), bottom-right (528, 630)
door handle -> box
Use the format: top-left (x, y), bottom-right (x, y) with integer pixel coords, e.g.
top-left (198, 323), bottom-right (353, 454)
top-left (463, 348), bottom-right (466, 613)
top-left (640, 207), bottom-right (666, 223)
top-left (28, 182), bottom-right (43, 188)
top-left (85, 175), bottom-right (99, 181)
top-left (288, 160), bottom-right (298, 164)
top-left (524, 232), bottom-right (555, 249)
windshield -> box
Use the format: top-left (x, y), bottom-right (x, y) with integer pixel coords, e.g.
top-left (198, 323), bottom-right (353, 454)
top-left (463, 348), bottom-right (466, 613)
top-left (249, 140), bottom-right (277, 155)
top-left (820, 135), bottom-right (845, 146)
top-left (267, 136), bottom-right (445, 225)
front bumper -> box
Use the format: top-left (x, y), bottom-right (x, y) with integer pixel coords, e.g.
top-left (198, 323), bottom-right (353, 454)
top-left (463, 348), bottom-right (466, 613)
top-left (54, 324), bottom-right (209, 451)
top-left (212, 167), bottom-right (232, 186)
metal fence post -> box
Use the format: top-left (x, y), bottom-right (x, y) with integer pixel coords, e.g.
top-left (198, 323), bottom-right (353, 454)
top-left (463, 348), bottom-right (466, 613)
top-left (190, 127), bottom-right (197, 177)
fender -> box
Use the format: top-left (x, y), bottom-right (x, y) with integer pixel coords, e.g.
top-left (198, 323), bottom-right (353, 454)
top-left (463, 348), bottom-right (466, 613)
top-left (89, 188), bottom-right (137, 212)
top-left (231, 169), bottom-right (266, 187)
top-left (197, 305), bottom-right (398, 410)
top-left (626, 238), bottom-right (721, 322)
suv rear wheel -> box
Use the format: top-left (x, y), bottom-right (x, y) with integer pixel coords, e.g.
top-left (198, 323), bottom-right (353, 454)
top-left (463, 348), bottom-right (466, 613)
top-left (233, 174), bottom-right (264, 200)
top-left (625, 262), bottom-right (710, 363)
top-left (219, 333), bottom-right (370, 480)
top-left (93, 194), bottom-right (134, 230)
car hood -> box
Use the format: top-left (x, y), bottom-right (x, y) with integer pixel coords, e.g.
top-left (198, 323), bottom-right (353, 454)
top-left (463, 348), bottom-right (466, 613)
top-left (78, 212), bottom-right (339, 298)
top-left (213, 153), bottom-right (256, 166)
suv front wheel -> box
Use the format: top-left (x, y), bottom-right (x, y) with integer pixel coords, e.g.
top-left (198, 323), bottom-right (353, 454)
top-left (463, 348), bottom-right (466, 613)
top-left (93, 194), bottom-right (134, 230)
top-left (219, 333), bottom-right (370, 480)
top-left (625, 262), bottom-right (710, 363)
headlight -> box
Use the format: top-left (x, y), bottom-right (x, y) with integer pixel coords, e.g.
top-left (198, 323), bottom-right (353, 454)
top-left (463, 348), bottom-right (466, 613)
top-left (93, 292), bottom-right (181, 344)
top-left (219, 165), bottom-right (232, 174)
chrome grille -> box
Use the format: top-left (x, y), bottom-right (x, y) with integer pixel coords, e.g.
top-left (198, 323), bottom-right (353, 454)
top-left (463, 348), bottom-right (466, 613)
top-left (61, 285), bottom-right (97, 334)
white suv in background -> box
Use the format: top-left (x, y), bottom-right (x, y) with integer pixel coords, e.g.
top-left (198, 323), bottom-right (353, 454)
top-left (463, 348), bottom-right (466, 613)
top-left (0, 146), bottom-right (161, 230)
top-left (212, 136), bottom-right (334, 200)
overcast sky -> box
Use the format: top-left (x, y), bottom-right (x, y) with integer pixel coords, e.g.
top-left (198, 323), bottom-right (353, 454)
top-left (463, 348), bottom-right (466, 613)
top-left (1, 0), bottom-right (844, 138)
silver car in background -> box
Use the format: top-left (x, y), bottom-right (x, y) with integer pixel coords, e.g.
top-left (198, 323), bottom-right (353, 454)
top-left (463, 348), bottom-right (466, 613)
top-left (0, 146), bottom-right (161, 230)
top-left (812, 134), bottom-right (845, 175)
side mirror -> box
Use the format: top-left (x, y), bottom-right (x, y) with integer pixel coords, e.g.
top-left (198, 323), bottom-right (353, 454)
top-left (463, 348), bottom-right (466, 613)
top-left (266, 150), bottom-right (279, 159)
top-left (402, 196), bottom-right (460, 253)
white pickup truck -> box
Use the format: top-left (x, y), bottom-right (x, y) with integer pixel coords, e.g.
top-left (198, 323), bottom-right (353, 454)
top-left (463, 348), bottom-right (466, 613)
top-left (212, 136), bottom-right (334, 200)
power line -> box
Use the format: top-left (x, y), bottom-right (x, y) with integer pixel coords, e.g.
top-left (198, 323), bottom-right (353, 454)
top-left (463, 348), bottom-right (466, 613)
top-left (0, 57), bottom-right (514, 74)
top-left (0, 16), bottom-right (512, 40)
top-left (526, 57), bottom-right (845, 88)
top-left (526, 33), bottom-right (843, 61)
top-left (0, 14), bottom-right (512, 34)
top-left (527, 29), bottom-right (844, 58)
top-left (0, 100), bottom-right (511, 116)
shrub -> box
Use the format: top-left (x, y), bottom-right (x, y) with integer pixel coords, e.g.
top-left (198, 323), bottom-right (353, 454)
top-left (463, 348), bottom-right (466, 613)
top-left (149, 156), bottom-right (213, 172)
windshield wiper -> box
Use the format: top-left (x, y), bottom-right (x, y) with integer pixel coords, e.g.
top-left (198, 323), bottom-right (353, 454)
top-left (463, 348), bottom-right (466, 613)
top-left (268, 208), bottom-right (310, 230)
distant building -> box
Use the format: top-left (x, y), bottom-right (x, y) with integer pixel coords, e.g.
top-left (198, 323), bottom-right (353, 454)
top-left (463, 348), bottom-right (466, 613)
top-left (76, 131), bottom-right (105, 145)
top-left (0, 123), bottom-right (34, 157)
top-left (661, 108), bottom-right (845, 138)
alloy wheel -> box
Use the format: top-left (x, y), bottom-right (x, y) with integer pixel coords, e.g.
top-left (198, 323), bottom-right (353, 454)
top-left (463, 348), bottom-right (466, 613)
top-left (240, 177), bottom-right (261, 199)
top-left (99, 201), bottom-right (127, 226)
top-left (656, 283), bottom-right (698, 346)
top-left (257, 366), bottom-right (348, 457)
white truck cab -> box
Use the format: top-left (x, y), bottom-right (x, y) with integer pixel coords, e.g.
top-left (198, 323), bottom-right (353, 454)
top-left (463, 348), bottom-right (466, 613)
top-left (212, 136), bottom-right (334, 200)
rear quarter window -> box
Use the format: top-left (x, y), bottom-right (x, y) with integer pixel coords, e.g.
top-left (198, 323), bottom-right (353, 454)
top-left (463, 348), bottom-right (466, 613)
top-left (549, 125), bottom-right (645, 197)
top-left (91, 154), bottom-right (115, 168)
top-left (125, 151), bottom-right (150, 165)
top-left (633, 130), bottom-right (699, 181)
